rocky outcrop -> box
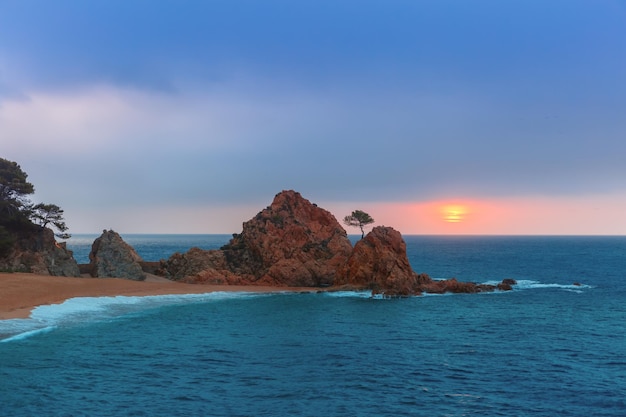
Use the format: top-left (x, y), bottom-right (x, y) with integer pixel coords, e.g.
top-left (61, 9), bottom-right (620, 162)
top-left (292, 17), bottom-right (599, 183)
top-left (336, 226), bottom-right (515, 296)
top-left (89, 230), bottom-right (145, 280)
top-left (335, 226), bottom-right (430, 296)
top-left (0, 224), bottom-right (80, 276)
top-left (158, 190), bottom-right (514, 296)
top-left (419, 278), bottom-right (501, 294)
top-left (159, 247), bottom-right (246, 285)
top-left (161, 190), bottom-right (353, 286)
top-left (224, 190), bottom-right (353, 286)
top-left (496, 278), bottom-right (517, 291)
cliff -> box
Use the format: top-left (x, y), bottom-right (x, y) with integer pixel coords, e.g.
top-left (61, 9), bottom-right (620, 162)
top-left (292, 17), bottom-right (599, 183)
top-left (0, 223), bottom-right (80, 276)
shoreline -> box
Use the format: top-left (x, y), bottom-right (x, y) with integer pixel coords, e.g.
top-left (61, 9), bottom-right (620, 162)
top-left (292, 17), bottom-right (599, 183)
top-left (0, 273), bottom-right (320, 320)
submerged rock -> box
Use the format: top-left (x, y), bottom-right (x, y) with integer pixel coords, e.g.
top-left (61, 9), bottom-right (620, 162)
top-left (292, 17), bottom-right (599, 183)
top-left (420, 278), bottom-right (495, 294)
top-left (497, 278), bottom-right (518, 291)
top-left (89, 230), bottom-right (145, 280)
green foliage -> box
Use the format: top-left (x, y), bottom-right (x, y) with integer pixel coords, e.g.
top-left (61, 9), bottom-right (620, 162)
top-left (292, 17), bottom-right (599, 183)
top-left (343, 210), bottom-right (375, 238)
top-left (0, 225), bottom-right (15, 257)
top-left (0, 158), bottom-right (35, 199)
top-left (30, 203), bottom-right (71, 239)
top-left (0, 157), bottom-right (71, 241)
top-left (0, 157), bottom-right (35, 223)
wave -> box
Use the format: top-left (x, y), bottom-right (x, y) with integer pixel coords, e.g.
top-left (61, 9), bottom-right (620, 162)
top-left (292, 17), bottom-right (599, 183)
top-left (0, 291), bottom-right (266, 343)
top-left (512, 280), bottom-right (592, 292)
top-left (322, 291), bottom-right (383, 299)
top-left (480, 279), bottom-right (592, 293)
top-left (324, 279), bottom-right (594, 300)
top-left (0, 279), bottom-right (594, 342)
top-left (1, 325), bottom-right (57, 343)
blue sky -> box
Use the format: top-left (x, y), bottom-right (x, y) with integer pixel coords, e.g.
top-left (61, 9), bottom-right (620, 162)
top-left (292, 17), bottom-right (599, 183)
top-left (1, 0), bottom-right (626, 234)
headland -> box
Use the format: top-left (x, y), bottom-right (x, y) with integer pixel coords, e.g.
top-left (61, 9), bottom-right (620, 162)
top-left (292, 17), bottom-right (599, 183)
top-left (1, 190), bottom-right (515, 321)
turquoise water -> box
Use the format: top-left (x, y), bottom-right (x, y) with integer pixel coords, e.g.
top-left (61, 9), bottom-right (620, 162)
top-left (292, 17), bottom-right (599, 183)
top-left (1, 236), bottom-right (625, 416)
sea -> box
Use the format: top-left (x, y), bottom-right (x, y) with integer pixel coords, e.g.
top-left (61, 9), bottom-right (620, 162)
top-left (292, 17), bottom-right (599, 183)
top-left (1, 235), bottom-right (625, 417)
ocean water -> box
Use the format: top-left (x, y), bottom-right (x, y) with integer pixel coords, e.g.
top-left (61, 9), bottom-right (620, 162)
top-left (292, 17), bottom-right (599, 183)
top-left (64, 234), bottom-right (234, 264)
top-left (1, 235), bottom-right (625, 416)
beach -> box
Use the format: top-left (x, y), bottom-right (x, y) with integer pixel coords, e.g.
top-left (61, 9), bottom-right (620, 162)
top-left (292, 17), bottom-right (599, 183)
top-left (0, 272), bottom-right (315, 320)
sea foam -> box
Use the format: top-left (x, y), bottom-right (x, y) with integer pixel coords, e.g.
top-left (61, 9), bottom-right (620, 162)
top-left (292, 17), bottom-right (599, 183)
top-left (514, 280), bottom-right (592, 291)
top-left (0, 291), bottom-right (265, 343)
top-left (323, 291), bottom-right (382, 299)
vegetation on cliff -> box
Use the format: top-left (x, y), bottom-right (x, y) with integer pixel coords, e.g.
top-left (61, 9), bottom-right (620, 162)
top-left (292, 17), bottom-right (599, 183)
top-left (0, 158), bottom-right (35, 255)
top-left (0, 157), bottom-right (77, 274)
top-left (0, 158), bottom-right (70, 242)
top-left (343, 210), bottom-right (375, 239)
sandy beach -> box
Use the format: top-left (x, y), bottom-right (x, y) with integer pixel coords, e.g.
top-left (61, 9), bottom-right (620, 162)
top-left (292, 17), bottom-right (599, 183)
top-left (0, 273), bottom-right (317, 320)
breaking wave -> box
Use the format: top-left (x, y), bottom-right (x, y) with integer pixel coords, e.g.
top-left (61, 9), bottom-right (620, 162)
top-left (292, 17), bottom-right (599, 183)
top-left (0, 292), bottom-right (264, 343)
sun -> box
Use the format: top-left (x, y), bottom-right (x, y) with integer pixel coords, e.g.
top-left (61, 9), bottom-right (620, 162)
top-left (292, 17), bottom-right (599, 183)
top-left (441, 205), bottom-right (467, 223)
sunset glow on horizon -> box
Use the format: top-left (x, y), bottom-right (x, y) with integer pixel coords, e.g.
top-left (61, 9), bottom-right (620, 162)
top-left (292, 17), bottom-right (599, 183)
top-left (441, 205), bottom-right (468, 223)
top-left (325, 193), bottom-right (626, 236)
top-left (53, 192), bottom-right (626, 235)
top-left (2, 1), bottom-right (625, 235)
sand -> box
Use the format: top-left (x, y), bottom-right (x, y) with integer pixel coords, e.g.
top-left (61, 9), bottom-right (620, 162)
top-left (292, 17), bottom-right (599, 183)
top-left (0, 273), bottom-right (317, 320)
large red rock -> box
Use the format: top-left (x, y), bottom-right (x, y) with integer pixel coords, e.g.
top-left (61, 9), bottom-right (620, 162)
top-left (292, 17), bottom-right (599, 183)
top-left (334, 226), bottom-right (513, 296)
top-left (336, 226), bottom-right (432, 296)
top-left (158, 190), bottom-right (514, 295)
top-left (164, 190), bottom-right (353, 287)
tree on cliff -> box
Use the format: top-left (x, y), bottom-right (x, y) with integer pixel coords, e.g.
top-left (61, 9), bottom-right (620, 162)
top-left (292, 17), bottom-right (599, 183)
top-left (30, 203), bottom-right (71, 239)
top-left (343, 210), bottom-right (375, 239)
top-left (0, 158), bottom-right (35, 221)
top-left (0, 157), bottom-right (70, 238)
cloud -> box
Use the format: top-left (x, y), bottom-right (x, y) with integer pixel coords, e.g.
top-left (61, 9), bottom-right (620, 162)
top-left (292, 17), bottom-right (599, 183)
top-left (3, 76), bottom-right (626, 218)
top-left (1, 1), bottom-right (625, 234)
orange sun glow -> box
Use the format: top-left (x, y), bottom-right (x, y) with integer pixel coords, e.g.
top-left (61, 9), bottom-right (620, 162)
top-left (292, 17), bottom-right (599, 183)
top-left (441, 205), bottom-right (468, 223)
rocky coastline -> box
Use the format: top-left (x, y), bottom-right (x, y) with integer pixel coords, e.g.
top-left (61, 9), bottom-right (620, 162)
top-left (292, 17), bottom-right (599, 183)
top-left (1, 190), bottom-right (516, 297)
top-left (0, 222), bottom-right (80, 277)
top-left (154, 190), bottom-right (514, 296)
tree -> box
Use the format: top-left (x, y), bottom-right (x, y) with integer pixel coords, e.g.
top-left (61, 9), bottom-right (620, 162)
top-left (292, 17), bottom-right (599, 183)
top-left (0, 157), bottom-right (71, 239)
top-left (343, 210), bottom-right (375, 239)
top-left (30, 203), bottom-right (71, 239)
top-left (0, 157), bottom-right (35, 220)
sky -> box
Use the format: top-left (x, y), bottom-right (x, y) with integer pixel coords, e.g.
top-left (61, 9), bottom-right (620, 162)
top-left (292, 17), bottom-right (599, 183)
top-left (1, 0), bottom-right (626, 235)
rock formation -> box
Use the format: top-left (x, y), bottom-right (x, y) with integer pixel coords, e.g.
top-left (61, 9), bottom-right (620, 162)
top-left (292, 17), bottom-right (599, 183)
top-left (89, 230), bottom-right (145, 280)
top-left (335, 226), bottom-right (430, 296)
top-left (158, 190), bottom-right (514, 295)
top-left (333, 226), bottom-right (514, 296)
top-left (0, 224), bottom-right (80, 276)
top-left (161, 190), bottom-right (353, 286)
top-left (159, 248), bottom-right (245, 285)
top-left (419, 278), bottom-right (502, 294)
